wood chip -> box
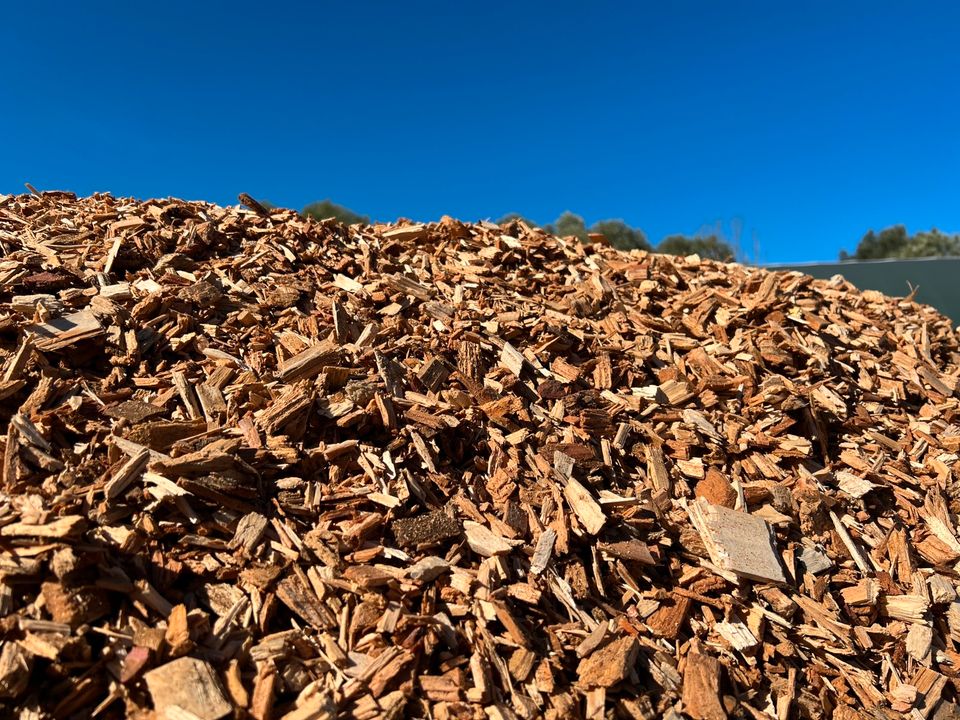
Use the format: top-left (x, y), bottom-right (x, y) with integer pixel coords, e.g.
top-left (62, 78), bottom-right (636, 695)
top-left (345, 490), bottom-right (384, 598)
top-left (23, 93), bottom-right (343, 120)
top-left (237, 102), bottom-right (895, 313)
top-left (688, 498), bottom-right (786, 583)
top-left (463, 521), bottom-right (522, 557)
top-left (143, 657), bottom-right (232, 720)
top-left (576, 636), bottom-right (638, 688)
top-left (0, 191), bottom-right (957, 717)
top-left (682, 653), bottom-right (726, 720)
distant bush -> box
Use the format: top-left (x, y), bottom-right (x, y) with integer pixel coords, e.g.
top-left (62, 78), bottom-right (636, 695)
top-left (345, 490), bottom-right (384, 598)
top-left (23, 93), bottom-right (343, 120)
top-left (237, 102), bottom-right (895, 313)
top-left (302, 200), bottom-right (368, 225)
top-left (657, 234), bottom-right (735, 261)
top-left (840, 225), bottom-right (960, 260)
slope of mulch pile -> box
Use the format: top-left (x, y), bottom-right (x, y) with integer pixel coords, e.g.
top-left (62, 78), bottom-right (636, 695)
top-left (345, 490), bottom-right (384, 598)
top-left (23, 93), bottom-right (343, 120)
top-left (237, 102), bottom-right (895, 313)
top-left (0, 190), bottom-right (959, 720)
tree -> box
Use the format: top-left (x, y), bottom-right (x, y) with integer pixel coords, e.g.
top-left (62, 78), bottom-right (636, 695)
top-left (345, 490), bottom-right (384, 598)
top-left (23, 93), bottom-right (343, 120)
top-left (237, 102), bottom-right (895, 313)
top-left (657, 234), bottom-right (735, 261)
top-left (842, 225), bottom-right (960, 260)
top-left (899, 229), bottom-right (960, 258)
top-left (302, 199), bottom-right (368, 225)
top-left (846, 226), bottom-right (909, 260)
top-left (497, 213), bottom-right (538, 228)
top-left (551, 211), bottom-right (589, 241)
top-left (589, 219), bottom-right (651, 251)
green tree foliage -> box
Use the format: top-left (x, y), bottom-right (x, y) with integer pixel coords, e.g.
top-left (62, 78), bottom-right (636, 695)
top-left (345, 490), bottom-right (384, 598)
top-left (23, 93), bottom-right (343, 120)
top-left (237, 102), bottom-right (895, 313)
top-left (846, 226), bottom-right (908, 260)
top-left (496, 213), bottom-right (538, 227)
top-left (904, 230), bottom-right (960, 257)
top-left (842, 225), bottom-right (960, 260)
top-left (590, 219), bottom-right (651, 251)
top-left (657, 234), bottom-right (735, 261)
top-left (302, 199), bottom-right (369, 225)
top-left (551, 211), bottom-right (589, 241)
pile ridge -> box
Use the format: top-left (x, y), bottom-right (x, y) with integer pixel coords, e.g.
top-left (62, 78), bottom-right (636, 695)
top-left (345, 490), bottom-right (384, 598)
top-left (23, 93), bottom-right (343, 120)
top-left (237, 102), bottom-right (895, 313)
top-left (0, 190), bottom-right (958, 719)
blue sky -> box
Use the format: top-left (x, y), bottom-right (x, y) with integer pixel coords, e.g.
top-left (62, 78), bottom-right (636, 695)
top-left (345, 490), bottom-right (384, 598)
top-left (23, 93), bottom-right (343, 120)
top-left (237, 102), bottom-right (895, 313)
top-left (2, 2), bottom-right (958, 263)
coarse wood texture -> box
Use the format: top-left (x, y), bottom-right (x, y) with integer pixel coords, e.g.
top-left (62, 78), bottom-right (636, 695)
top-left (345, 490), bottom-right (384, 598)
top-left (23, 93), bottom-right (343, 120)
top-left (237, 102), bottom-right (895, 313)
top-left (0, 191), bottom-right (957, 719)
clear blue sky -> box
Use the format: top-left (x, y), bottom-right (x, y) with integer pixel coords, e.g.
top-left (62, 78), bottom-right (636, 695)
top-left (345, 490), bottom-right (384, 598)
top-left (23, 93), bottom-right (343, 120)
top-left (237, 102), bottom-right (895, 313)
top-left (2, 2), bottom-right (958, 263)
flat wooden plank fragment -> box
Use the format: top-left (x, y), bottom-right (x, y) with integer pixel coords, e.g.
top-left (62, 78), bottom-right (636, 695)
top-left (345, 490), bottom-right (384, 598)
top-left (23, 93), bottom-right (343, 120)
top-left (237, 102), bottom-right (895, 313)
top-left (406, 556), bottom-right (450, 583)
top-left (463, 521), bottom-right (522, 557)
top-left (688, 497), bottom-right (786, 584)
top-left (1, 516), bottom-right (85, 539)
top-left (28, 311), bottom-right (103, 350)
top-left (143, 657), bottom-right (232, 720)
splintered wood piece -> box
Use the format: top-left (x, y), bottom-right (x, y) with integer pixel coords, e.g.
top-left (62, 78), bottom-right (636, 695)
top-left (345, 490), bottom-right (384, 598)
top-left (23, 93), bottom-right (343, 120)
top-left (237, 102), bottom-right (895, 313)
top-left (250, 662), bottom-right (277, 720)
top-left (172, 370), bottom-right (202, 420)
top-left (40, 582), bottom-right (109, 627)
top-left (688, 498), bottom-right (786, 584)
top-left (417, 357), bottom-right (450, 392)
top-left (278, 339), bottom-right (341, 382)
top-left (331, 299), bottom-right (357, 344)
top-left (829, 510), bottom-right (872, 574)
top-left (104, 449), bottom-right (150, 500)
top-left (383, 272), bottom-right (433, 300)
top-left (279, 691), bottom-right (338, 720)
top-left (275, 575), bottom-right (333, 629)
top-left (928, 575), bottom-right (956, 604)
top-left (229, 512), bottom-right (269, 555)
top-left (143, 657), bottom-right (232, 720)
top-left (408, 429), bottom-right (438, 473)
top-left (463, 521), bottom-right (522, 557)
top-left (2, 338), bottom-right (33, 382)
top-left (840, 579), bottom-right (879, 607)
top-left (530, 528), bottom-right (557, 576)
top-left (562, 477), bottom-right (607, 535)
top-left (907, 624), bottom-right (933, 664)
top-left (165, 604), bottom-right (192, 656)
top-left (714, 621), bottom-right (757, 651)
top-left (0, 641), bottom-right (33, 699)
top-left (500, 342), bottom-right (526, 376)
top-left (645, 444), bottom-right (671, 493)
top-left (600, 540), bottom-right (655, 565)
top-left (912, 667), bottom-right (946, 719)
top-left (659, 378), bottom-right (694, 406)
top-left (835, 470), bottom-right (876, 498)
top-left (647, 594), bottom-right (692, 639)
top-left (882, 594), bottom-right (929, 623)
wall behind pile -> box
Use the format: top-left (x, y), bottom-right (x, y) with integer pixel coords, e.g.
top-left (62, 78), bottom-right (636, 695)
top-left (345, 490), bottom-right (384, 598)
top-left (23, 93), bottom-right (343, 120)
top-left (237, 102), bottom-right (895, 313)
top-left (771, 257), bottom-right (960, 324)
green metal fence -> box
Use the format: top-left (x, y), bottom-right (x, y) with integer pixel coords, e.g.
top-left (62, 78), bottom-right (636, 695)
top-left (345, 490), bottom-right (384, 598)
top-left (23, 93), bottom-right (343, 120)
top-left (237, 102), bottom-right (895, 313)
top-left (769, 257), bottom-right (960, 325)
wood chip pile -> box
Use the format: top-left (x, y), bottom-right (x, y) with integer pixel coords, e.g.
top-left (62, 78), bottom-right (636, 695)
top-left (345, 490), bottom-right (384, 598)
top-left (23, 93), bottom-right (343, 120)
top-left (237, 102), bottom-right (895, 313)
top-left (0, 191), bottom-right (958, 720)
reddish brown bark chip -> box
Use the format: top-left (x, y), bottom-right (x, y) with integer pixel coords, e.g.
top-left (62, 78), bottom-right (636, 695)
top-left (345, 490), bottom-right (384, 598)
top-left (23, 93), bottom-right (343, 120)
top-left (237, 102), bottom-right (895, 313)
top-left (682, 653), bottom-right (727, 720)
top-left (577, 636), bottom-right (639, 688)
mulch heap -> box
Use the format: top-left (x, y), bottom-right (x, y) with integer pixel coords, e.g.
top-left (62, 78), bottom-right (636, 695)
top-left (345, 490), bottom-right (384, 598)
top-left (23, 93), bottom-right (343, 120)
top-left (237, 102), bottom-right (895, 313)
top-left (0, 190), bottom-right (958, 720)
